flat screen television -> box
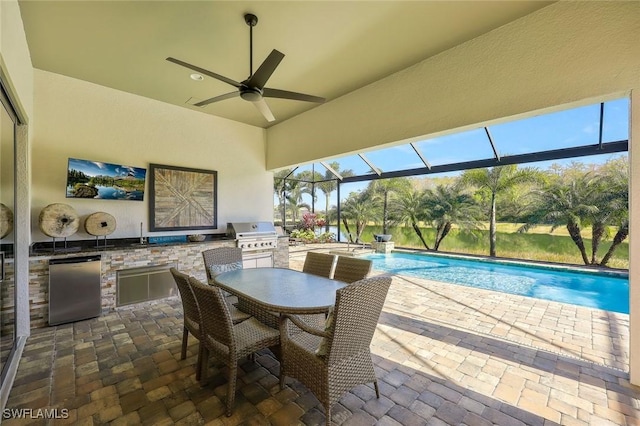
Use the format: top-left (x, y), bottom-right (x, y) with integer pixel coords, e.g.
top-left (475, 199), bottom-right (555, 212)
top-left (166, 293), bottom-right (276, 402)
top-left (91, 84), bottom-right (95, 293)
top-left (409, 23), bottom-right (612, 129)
top-left (66, 158), bottom-right (146, 201)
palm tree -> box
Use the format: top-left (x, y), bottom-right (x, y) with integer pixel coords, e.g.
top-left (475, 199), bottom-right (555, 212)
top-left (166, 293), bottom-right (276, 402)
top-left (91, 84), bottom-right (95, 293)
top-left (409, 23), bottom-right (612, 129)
top-left (315, 162), bottom-right (354, 232)
top-left (340, 191), bottom-right (376, 243)
top-left (586, 174), bottom-right (616, 264)
top-left (295, 170), bottom-right (321, 213)
top-left (273, 168), bottom-right (295, 225)
top-left (460, 165), bottom-right (541, 257)
top-left (369, 177), bottom-right (411, 234)
top-left (423, 184), bottom-right (483, 251)
top-left (285, 182), bottom-right (310, 226)
top-left (600, 219), bottom-right (628, 266)
top-left (597, 160), bottom-right (629, 266)
top-left (394, 187), bottom-right (431, 249)
top-left (521, 174), bottom-right (598, 265)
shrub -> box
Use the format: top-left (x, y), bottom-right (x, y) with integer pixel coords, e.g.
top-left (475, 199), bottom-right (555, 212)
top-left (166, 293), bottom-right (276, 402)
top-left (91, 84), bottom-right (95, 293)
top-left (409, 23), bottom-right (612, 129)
top-left (316, 232), bottom-right (336, 243)
top-left (290, 229), bottom-right (335, 243)
top-left (298, 212), bottom-right (325, 231)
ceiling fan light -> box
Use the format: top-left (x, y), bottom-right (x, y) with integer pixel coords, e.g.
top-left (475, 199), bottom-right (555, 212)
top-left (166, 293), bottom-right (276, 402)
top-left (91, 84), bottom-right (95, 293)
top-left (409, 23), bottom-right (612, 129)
top-left (190, 73), bottom-right (204, 81)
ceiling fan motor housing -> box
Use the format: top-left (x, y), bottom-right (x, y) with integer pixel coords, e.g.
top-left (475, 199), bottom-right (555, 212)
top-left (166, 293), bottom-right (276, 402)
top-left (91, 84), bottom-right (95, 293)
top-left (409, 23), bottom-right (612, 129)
top-left (240, 87), bottom-right (263, 102)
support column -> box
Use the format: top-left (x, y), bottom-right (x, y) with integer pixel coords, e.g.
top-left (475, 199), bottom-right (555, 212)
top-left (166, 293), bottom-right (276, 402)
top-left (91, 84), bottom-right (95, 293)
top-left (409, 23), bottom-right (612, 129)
top-left (629, 89), bottom-right (639, 385)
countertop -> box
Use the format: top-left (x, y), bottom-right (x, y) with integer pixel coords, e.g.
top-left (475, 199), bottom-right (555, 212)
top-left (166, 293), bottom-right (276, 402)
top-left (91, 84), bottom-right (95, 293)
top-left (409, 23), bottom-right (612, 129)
top-left (29, 234), bottom-right (234, 258)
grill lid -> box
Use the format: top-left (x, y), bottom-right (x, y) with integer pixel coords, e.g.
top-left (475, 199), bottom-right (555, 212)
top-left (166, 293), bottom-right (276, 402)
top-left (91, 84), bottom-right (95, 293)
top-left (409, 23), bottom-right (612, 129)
top-left (226, 222), bottom-right (277, 239)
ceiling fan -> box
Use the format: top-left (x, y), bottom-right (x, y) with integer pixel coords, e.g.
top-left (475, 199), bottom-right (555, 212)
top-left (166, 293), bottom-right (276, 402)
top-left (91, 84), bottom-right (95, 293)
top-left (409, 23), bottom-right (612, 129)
top-left (167, 13), bottom-right (325, 122)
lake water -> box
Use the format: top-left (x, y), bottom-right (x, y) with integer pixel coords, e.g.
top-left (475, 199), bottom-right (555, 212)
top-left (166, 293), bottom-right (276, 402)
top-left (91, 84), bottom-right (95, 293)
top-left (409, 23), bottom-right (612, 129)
top-left (67, 185), bottom-right (144, 201)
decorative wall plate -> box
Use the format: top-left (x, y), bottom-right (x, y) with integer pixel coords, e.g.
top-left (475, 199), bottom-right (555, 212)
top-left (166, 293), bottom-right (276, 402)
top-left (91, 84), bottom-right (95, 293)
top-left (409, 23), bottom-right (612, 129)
top-left (0, 203), bottom-right (13, 238)
top-left (39, 203), bottom-right (79, 238)
top-left (85, 212), bottom-right (117, 236)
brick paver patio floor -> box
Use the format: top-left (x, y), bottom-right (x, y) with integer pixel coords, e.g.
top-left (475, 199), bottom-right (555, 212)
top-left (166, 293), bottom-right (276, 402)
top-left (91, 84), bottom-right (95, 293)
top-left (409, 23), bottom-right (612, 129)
top-left (5, 244), bottom-right (639, 425)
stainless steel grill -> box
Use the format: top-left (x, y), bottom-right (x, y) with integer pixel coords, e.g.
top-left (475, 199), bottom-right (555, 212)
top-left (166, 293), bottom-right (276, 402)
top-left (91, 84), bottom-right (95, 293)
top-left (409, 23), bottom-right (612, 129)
top-left (226, 222), bottom-right (278, 252)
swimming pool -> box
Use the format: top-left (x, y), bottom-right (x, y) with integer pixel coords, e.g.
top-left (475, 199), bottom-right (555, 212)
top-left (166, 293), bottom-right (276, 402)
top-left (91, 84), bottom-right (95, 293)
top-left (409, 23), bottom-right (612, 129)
top-left (364, 252), bottom-right (629, 314)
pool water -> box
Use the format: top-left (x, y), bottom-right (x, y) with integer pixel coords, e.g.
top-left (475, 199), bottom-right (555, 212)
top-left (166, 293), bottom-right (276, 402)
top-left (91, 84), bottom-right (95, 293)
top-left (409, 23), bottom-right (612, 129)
top-left (364, 252), bottom-right (629, 314)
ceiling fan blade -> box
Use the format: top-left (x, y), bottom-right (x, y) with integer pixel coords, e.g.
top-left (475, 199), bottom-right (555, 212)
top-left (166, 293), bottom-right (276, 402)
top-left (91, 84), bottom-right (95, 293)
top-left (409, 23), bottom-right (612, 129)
top-left (166, 57), bottom-right (242, 88)
top-left (194, 91), bottom-right (239, 107)
top-left (263, 87), bottom-right (326, 103)
top-left (247, 50), bottom-right (285, 90)
top-left (253, 98), bottom-right (276, 122)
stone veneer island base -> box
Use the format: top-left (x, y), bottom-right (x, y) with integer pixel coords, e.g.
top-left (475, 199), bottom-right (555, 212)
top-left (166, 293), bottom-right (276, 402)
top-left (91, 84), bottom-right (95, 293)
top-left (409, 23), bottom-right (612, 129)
top-left (24, 236), bottom-right (289, 330)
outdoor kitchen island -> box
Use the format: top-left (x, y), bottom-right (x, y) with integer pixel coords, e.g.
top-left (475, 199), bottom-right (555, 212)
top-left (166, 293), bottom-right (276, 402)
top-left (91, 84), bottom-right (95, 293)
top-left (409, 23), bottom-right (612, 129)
top-left (25, 233), bottom-right (289, 330)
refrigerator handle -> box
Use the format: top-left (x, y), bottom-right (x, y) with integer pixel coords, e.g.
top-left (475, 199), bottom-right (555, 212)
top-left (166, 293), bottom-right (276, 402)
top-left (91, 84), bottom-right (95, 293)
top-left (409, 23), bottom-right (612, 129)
top-left (0, 251), bottom-right (4, 283)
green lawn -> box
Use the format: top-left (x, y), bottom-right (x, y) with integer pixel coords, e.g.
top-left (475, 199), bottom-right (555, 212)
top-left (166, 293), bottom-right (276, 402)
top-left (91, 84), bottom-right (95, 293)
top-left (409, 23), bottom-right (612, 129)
top-left (356, 224), bottom-right (629, 270)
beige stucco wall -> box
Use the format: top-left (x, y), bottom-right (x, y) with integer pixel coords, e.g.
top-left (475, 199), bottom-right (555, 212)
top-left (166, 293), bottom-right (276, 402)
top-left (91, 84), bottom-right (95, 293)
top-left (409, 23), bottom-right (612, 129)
top-left (0, 0), bottom-right (33, 121)
top-left (266, 1), bottom-right (639, 169)
top-left (32, 69), bottom-right (271, 241)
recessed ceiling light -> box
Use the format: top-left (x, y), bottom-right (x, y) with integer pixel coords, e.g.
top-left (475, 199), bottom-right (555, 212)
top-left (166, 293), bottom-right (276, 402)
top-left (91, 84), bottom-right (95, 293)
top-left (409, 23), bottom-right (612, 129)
top-left (190, 73), bottom-right (204, 81)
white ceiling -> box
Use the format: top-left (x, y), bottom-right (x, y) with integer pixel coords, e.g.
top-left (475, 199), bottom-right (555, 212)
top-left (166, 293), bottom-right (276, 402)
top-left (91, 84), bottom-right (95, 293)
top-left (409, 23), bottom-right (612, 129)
top-left (19, 1), bottom-right (552, 128)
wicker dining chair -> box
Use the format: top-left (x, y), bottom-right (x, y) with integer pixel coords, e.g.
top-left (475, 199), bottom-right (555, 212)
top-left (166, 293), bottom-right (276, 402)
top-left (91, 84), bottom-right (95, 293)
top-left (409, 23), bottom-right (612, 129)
top-left (279, 276), bottom-right (392, 426)
top-left (201, 247), bottom-right (252, 324)
top-left (189, 276), bottom-right (281, 417)
top-left (202, 247), bottom-right (244, 281)
top-left (297, 252), bottom-right (337, 332)
top-left (302, 252), bottom-right (336, 278)
top-left (203, 247), bottom-right (279, 328)
top-left (170, 268), bottom-right (203, 375)
top-left (332, 256), bottom-right (373, 284)
top-left (171, 267), bottom-right (215, 381)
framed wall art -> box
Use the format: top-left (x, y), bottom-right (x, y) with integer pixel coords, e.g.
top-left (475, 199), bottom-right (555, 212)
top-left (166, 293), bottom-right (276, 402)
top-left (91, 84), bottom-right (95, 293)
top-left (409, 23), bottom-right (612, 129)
top-left (149, 163), bottom-right (217, 231)
top-left (67, 158), bottom-right (146, 201)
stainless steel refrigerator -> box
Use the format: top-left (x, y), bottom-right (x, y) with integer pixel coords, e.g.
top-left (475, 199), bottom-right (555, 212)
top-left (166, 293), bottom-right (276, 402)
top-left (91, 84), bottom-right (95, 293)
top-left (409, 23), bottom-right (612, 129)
top-left (49, 255), bottom-right (102, 326)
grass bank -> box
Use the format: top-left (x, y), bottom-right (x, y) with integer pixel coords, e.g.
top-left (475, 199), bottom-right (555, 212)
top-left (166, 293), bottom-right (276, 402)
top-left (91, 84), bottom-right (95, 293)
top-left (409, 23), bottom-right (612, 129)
top-left (353, 224), bottom-right (629, 270)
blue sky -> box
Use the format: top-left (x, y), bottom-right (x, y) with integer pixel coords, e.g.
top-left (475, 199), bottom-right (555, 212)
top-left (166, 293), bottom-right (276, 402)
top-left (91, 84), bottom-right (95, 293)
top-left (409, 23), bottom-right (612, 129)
top-left (68, 158), bottom-right (147, 180)
top-left (276, 97), bottom-right (629, 211)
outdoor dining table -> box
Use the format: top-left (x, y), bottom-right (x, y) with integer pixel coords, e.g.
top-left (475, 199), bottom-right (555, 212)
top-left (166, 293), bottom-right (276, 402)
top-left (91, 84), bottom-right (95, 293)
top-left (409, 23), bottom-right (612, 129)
top-left (211, 267), bottom-right (347, 314)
